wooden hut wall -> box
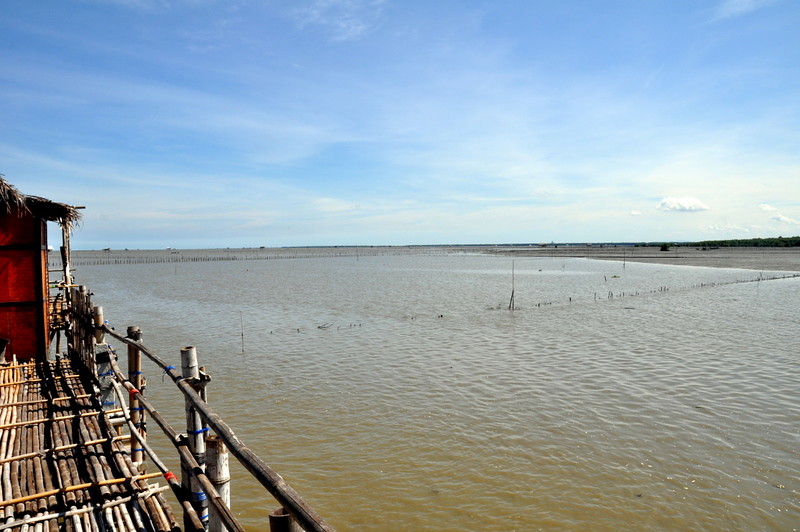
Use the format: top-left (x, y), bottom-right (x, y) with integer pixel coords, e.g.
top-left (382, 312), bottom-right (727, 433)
top-left (0, 208), bottom-right (49, 360)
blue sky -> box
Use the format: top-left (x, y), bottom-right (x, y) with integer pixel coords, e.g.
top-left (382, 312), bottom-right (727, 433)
top-left (2, 0), bottom-right (799, 248)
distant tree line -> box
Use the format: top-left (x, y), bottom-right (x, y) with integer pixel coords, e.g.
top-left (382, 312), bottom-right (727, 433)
top-left (680, 236), bottom-right (800, 248)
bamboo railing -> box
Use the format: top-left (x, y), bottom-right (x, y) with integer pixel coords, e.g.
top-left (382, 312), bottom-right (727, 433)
top-left (64, 286), bottom-right (335, 532)
top-left (101, 326), bottom-right (335, 532)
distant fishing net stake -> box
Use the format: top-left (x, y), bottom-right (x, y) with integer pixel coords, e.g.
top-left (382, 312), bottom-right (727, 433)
top-left (508, 259), bottom-right (515, 310)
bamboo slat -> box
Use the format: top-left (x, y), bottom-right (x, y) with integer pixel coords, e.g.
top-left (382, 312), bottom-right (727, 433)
top-left (0, 376), bottom-right (83, 389)
top-left (0, 357), bottom-right (180, 532)
top-left (0, 435), bottom-right (128, 466)
top-left (0, 409), bottom-right (124, 430)
top-left (0, 485), bottom-right (169, 532)
top-left (0, 394), bottom-right (92, 409)
top-left (0, 472), bottom-right (162, 507)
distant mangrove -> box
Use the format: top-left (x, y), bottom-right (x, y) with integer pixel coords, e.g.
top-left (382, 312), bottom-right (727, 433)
top-left (681, 236), bottom-right (800, 248)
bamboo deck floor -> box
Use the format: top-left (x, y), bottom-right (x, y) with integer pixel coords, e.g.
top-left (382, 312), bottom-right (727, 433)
top-left (0, 358), bottom-right (178, 532)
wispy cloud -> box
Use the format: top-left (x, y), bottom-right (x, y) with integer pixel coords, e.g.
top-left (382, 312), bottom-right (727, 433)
top-left (658, 197), bottom-right (711, 212)
top-left (292, 0), bottom-right (387, 41)
top-left (712, 0), bottom-right (777, 20)
top-left (758, 203), bottom-right (798, 225)
top-left (771, 212), bottom-right (799, 224)
top-left (3, 1), bottom-right (799, 247)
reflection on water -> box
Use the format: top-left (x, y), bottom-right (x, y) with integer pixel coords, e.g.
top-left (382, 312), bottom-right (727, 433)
top-left (74, 251), bottom-right (800, 531)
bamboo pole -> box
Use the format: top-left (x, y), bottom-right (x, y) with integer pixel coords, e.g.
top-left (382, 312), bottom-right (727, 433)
top-left (181, 346), bottom-right (208, 529)
top-left (13, 356), bottom-right (183, 531)
top-left (34, 419), bottom-right (57, 511)
top-left (103, 326), bottom-right (334, 532)
top-left (96, 344), bottom-right (115, 412)
top-left (269, 507), bottom-right (306, 532)
top-left (108, 381), bottom-right (205, 531)
top-left (102, 325), bottom-right (335, 532)
top-left (0, 409), bottom-right (123, 430)
top-left (0, 376), bottom-right (83, 388)
top-left (0, 472), bottom-right (162, 507)
top-left (92, 306), bottom-right (104, 345)
top-left (127, 326), bottom-right (145, 467)
top-left (106, 352), bottom-right (243, 532)
top-left (207, 435), bottom-right (230, 532)
top-left (0, 394), bottom-right (92, 409)
top-left (10, 380), bottom-right (25, 515)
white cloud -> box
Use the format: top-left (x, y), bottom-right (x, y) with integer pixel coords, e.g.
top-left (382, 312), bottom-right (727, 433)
top-left (758, 203), bottom-right (798, 225)
top-left (712, 0), bottom-right (777, 20)
top-left (658, 197), bottom-right (711, 212)
top-left (629, 210), bottom-right (642, 216)
top-left (771, 212), bottom-right (799, 225)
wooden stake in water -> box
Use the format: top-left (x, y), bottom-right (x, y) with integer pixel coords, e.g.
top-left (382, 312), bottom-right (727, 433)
top-left (508, 260), bottom-right (515, 311)
top-left (240, 311), bottom-right (245, 356)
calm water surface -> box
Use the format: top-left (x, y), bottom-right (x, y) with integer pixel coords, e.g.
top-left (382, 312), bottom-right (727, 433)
top-left (73, 251), bottom-right (799, 531)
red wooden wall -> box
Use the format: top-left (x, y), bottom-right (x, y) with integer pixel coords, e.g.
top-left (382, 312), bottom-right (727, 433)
top-left (0, 210), bottom-right (49, 361)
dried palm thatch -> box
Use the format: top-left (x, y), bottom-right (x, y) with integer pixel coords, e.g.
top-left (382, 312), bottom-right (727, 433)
top-left (0, 175), bottom-right (81, 227)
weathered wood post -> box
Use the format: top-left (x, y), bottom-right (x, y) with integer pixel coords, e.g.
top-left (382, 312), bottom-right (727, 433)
top-left (207, 435), bottom-right (231, 532)
top-left (182, 345), bottom-right (209, 529)
top-left (127, 326), bottom-right (146, 467)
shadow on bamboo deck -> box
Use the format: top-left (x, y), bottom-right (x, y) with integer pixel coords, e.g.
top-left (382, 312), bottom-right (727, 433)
top-left (0, 357), bottom-right (179, 531)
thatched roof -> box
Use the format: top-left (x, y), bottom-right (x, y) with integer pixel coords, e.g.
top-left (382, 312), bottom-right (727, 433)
top-left (0, 176), bottom-right (81, 226)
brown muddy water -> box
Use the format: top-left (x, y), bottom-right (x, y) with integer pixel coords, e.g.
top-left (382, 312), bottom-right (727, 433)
top-left (65, 249), bottom-right (799, 531)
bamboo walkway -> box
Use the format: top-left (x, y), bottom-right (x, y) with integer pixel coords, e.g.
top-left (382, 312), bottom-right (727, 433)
top-left (0, 358), bottom-right (178, 532)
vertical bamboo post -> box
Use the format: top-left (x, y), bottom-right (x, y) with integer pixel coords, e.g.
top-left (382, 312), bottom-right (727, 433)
top-left (96, 345), bottom-right (115, 412)
top-left (79, 286), bottom-right (92, 369)
top-left (207, 435), bottom-right (230, 532)
top-left (127, 326), bottom-right (145, 467)
top-left (269, 508), bottom-right (305, 532)
top-left (93, 306), bottom-right (105, 344)
top-left (60, 223), bottom-right (73, 289)
top-left (181, 346), bottom-right (209, 529)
